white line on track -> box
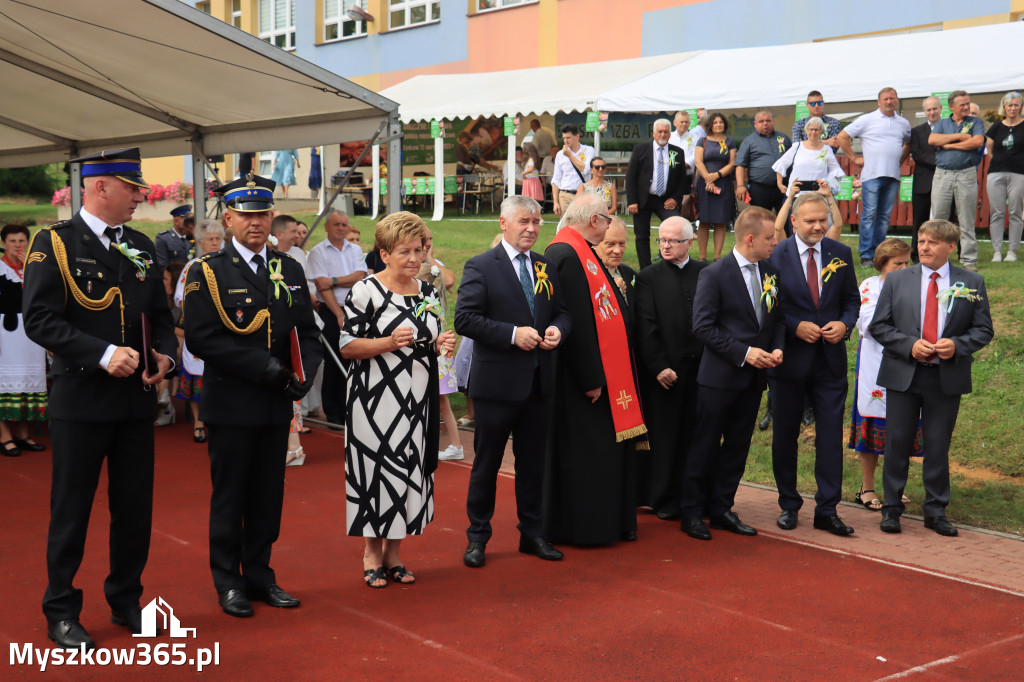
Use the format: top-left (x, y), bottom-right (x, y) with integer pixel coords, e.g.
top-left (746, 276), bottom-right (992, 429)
top-left (760, 532), bottom-right (1024, 599)
top-left (872, 632), bottom-right (1024, 681)
top-left (341, 605), bottom-right (523, 680)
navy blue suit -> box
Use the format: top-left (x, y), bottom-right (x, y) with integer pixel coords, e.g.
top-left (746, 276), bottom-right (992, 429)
top-left (767, 236), bottom-right (859, 516)
top-left (679, 252), bottom-right (785, 517)
top-left (454, 243), bottom-right (570, 544)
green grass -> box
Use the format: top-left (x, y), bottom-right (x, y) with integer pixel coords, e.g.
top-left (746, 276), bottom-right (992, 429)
top-left (7, 198), bottom-right (1022, 534)
top-left (0, 200), bottom-right (58, 226)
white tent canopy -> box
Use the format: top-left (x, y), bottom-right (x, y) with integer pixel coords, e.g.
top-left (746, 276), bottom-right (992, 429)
top-left (0, 0), bottom-right (398, 168)
top-left (598, 23), bottom-right (1024, 113)
top-left (379, 52), bottom-right (702, 123)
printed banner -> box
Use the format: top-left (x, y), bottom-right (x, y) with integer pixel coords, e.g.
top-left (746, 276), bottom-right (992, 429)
top-left (899, 176), bottom-right (913, 202)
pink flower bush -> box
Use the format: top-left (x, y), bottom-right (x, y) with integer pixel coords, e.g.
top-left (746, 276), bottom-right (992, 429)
top-left (51, 182), bottom-right (197, 206)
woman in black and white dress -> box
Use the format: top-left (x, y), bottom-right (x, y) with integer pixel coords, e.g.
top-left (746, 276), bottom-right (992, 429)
top-left (340, 212), bottom-right (456, 588)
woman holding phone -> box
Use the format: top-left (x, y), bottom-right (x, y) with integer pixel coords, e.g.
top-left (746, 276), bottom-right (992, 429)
top-left (771, 116), bottom-right (845, 196)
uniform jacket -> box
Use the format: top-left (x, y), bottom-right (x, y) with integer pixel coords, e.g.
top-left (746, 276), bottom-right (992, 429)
top-left (22, 214), bottom-right (176, 421)
top-left (183, 239), bottom-right (322, 425)
top-left (154, 228), bottom-right (193, 267)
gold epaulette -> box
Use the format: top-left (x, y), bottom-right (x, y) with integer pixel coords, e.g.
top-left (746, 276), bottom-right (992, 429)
top-left (199, 260), bottom-right (271, 348)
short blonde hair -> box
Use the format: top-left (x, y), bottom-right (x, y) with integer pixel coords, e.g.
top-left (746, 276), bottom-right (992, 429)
top-left (918, 219), bottom-right (960, 245)
top-left (872, 238), bottom-right (910, 271)
top-left (375, 211), bottom-right (427, 253)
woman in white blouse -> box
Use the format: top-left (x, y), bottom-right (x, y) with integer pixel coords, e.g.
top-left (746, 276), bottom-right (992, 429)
top-left (772, 116), bottom-right (845, 196)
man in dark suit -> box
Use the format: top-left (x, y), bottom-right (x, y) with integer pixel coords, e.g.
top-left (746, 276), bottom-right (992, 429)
top-left (767, 193), bottom-right (861, 536)
top-left (596, 217), bottom-right (638, 317)
top-left (184, 174), bottom-right (322, 616)
top-left (909, 97), bottom-right (942, 262)
top-left (626, 118), bottom-right (689, 269)
top-left (154, 203), bottom-right (194, 267)
top-left (23, 148), bottom-right (176, 650)
top-left (679, 207), bottom-right (784, 540)
top-left (870, 219), bottom-right (993, 536)
top-left (455, 196), bottom-right (571, 567)
top-left (635, 216), bottom-right (705, 520)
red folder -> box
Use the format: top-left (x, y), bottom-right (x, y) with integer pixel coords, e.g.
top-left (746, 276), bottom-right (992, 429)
top-left (141, 311), bottom-right (152, 376)
top-left (289, 327), bottom-right (305, 384)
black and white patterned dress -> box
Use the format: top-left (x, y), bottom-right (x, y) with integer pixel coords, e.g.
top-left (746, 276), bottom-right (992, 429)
top-left (343, 276), bottom-right (440, 539)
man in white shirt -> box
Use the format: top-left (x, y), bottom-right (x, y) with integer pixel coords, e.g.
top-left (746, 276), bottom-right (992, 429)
top-left (668, 110), bottom-right (704, 173)
top-left (837, 87), bottom-right (911, 267)
top-left (550, 123), bottom-right (595, 216)
top-left (306, 210), bottom-right (367, 426)
top-left (525, 119), bottom-right (555, 160)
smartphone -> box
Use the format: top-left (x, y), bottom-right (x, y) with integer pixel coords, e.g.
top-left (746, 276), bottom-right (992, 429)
top-left (797, 180), bottom-right (819, 192)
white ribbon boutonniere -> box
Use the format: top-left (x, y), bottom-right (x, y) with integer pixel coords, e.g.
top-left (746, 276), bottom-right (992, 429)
top-left (937, 281), bottom-right (983, 313)
top-left (111, 242), bottom-right (153, 281)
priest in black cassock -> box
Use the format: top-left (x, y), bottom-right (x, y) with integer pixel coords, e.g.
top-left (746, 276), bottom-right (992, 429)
top-left (543, 195), bottom-right (646, 545)
top-left (633, 217), bottom-right (705, 520)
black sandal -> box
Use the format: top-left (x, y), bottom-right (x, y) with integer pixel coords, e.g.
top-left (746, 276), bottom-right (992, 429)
top-left (387, 565), bottom-right (415, 585)
top-left (363, 566), bottom-right (388, 589)
top-left (856, 489), bottom-right (883, 511)
top-left (1, 440), bottom-right (21, 457)
top-left (193, 427), bottom-right (207, 443)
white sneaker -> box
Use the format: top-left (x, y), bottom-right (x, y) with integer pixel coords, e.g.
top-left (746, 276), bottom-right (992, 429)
top-left (438, 445), bottom-right (465, 461)
top-left (1007, 251), bottom-right (1018, 262)
top-left (992, 252), bottom-right (1003, 262)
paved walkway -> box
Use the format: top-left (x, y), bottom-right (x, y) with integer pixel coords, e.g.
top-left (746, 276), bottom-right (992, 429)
top-left (449, 425), bottom-right (1024, 597)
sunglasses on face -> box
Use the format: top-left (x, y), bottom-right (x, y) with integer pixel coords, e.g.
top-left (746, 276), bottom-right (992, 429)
top-left (592, 165), bottom-right (606, 170)
top-left (808, 101), bottom-right (824, 106)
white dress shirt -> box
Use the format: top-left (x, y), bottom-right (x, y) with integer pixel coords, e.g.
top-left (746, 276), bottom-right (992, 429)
top-left (842, 108), bottom-right (911, 182)
top-left (649, 140), bottom-right (671, 196)
top-left (502, 238), bottom-right (534, 344)
top-left (232, 236), bottom-right (269, 274)
top-left (795, 236), bottom-right (823, 297)
top-left (307, 237), bottom-right (368, 304)
top-left (920, 260), bottom-right (950, 345)
top-left (551, 144), bottom-right (595, 191)
top-left (732, 247), bottom-right (762, 365)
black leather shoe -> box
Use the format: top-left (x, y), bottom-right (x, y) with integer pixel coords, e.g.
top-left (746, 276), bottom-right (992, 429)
top-left (464, 541), bottom-right (485, 568)
top-left (655, 509), bottom-right (680, 521)
top-left (13, 437), bottom-right (45, 452)
top-left (111, 606), bottom-right (161, 635)
top-left (776, 509), bottom-right (798, 530)
top-left (47, 619), bottom-right (95, 650)
top-left (709, 511), bottom-right (757, 536)
top-left (757, 411), bottom-right (772, 431)
top-left (813, 514), bottom-right (855, 536)
top-left (249, 584), bottom-right (300, 608)
top-left (880, 511), bottom-right (902, 533)
top-left (681, 515), bottom-right (711, 540)
top-left (218, 588), bottom-right (253, 617)
top-left (924, 516), bottom-right (959, 537)
top-left (518, 536), bottom-right (563, 561)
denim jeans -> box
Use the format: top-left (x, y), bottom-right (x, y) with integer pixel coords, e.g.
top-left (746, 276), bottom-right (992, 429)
top-left (858, 177), bottom-right (899, 261)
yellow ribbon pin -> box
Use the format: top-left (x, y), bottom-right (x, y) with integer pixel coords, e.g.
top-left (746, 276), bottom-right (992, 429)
top-left (533, 261), bottom-right (553, 299)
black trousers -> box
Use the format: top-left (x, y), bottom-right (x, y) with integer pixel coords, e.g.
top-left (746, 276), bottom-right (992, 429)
top-left (679, 383), bottom-right (762, 517)
top-left (318, 307), bottom-right (346, 425)
top-left (467, 371), bottom-right (547, 544)
top-left (769, 350), bottom-right (848, 516)
top-left (207, 422), bottom-right (289, 593)
top-left (883, 365), bottom-right (960, 518)
top-left (748, 181), bottom-right (786, 213)
top-left (633, 194), bottom-right (680, 269)
top-left (43, 418), bottom-right (154, 621)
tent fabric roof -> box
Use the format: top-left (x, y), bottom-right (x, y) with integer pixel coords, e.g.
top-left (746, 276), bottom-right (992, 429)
top-left (0, 0), bottom-right (397, 168)
top-left (597, 23), bottom-right (1024, 113)
top-left (379, 52), bottom-right (702, 123)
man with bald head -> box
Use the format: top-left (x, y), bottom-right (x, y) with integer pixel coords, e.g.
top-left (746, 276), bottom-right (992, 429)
top-left (544, 195), bottom-right (645, 545)
top-left (24, 148), bottom-right (176, 649)
top-left (595, 217), bottom-right (637, 313)
top-left (634, 217), bottom-right (706, 520)
top-left (626, 118), bottom-right (689, 268)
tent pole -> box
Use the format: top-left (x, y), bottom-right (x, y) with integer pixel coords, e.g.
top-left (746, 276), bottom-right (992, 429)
top-left (70, 162), bottom-right (82, 215)
top-left (387, 113), bottom-right (402, 215)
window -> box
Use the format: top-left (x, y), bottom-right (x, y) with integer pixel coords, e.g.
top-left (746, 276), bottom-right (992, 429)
top-left (477, 0), bottom-right (534, 11)
top-left (324, 0), bottom-right (367, 40)
top-left (258, 0), bottom-right (296, 50)
top-left (388, 0), bottom-right (439, 30)
top-left (231, 0), bottom-right (242, 28)
top-left (197, 1), bottom-right (211, 13)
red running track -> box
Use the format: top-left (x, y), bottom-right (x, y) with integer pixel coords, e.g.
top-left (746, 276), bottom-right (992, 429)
top-left (2, 422), bottom-right (1022, 680)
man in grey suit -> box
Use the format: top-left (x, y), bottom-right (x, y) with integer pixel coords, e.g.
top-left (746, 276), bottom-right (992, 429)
top-left (869, 219), bottom-right (993, 536)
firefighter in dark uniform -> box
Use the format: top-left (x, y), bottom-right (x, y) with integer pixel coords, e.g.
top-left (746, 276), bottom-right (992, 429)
top-left (154, 203), bottom-right (194, 267)
top-left (183, 173), bottom-right (322, 618)
top-left (22, 147), bottom-right (177, 650)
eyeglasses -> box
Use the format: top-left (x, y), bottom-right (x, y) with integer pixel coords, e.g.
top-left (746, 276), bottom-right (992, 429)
top-left (658, 238), bottom-right (692, 246)
top-left (591, 165), bottom-right (607, 170)
top-left (597, 213), bottom-right (612, 223)
top-left (808, 101), bottom-right (824, 106)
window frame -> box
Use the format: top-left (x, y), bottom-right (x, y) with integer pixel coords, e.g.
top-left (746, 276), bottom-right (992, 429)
top-left (387, 0), bottom-right (441, 31)
top-left (323, 0), bottom-right (368, 42)
top-left (258, 0), bottom-right (296, 51)
top-left (475, 0), bottom-right (536, 13)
